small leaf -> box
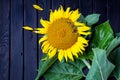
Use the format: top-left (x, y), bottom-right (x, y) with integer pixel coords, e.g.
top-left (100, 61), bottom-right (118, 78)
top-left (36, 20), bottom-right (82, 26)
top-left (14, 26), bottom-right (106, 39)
top-left (33, 4), bottom-right (43, 11)
top-left (108, 47), bottom-right (120, 80)
top-left (85, 14), bottom-right (100, 26)
top-left (35, 54), bottom-right (57, 80)
top-left (23, 26), bottom-right (33, 31)
top-left (43, 59), bottom-right (85, 80)
top-left (91, 21), bottom-right (114, 50)
top-left (86, 48), bottom-right (115, 80)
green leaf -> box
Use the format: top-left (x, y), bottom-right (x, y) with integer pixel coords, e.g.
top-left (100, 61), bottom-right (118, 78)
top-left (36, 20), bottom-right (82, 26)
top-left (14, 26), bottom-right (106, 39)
top-left (43, 59), bottom-right (85, 80)
top-left (85, 14), bottom-right (100, 26)
top-left (108, 47), bottom-right (120, 79)
top-left (86, 48), bottom-right (115, 80)
top-left (107, 37), bottom-right (120, 55)
top-left (35, 55), bottom-right (57, 80)
top-left (91, 21), bottom-right (114, 50)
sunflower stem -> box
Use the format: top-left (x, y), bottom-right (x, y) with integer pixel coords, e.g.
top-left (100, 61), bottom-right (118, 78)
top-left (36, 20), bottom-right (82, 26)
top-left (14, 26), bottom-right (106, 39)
top-left (81, 59), bottom-right (91, 69)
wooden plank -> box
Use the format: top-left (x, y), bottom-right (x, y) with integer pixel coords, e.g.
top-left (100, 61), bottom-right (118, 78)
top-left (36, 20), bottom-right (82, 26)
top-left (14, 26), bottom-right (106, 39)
top-left (0, 0), bottom-right (10, 80)
top-left (65, 0), bottom-right (79, 10)
top-left (79, 0), bottom-right (93, 16)
top-left (10, 0), bottom-right (23, 80)
top-left (52, 0), bottom-right (64, 10)
top-left (107, 0), bottom-right (120, 32)
top-left (23, 0), bottom-right (37, 80)
top-left (93, 0), bottom-right (107, 23)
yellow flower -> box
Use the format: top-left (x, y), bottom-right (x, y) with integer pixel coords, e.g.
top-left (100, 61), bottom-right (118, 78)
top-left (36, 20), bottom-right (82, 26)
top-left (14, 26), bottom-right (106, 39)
top-left (35, 6), bottom-right (91, 62)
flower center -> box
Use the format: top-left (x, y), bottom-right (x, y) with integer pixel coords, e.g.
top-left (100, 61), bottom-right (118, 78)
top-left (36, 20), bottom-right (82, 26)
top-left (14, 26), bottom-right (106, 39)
top-left (47, 18), bottom-right (78, 49)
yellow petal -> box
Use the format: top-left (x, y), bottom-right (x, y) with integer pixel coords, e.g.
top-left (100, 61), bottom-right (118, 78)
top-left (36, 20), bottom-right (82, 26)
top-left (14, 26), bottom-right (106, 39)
top-left (33, 4), bottom-right (43, 11)
top-left (78, 26), bottom-right (90, 32)
top-left (48, 45), bottom-right (54, 52)
top-left (34, 28), bottom-right (47, 34)
top-left (64, 50), bottom-right (68, 62)
top-left (39, 36), bottom-right (47, 44)
top-left (48, 48), bottom-right (57, 58)
top-left (78, 37), bottom-right (88, 45)
top-left (23, 26), bottom-right (33, 31)
top-left (72, 44), bottom-right (80, 53)
top-left (40, 18), bottom-right (50, 28)
top-left (42, 42), bottom-right (50, 53)
top-left (42, 43), bottom-right (54, 54)
top-left (70, 46), bottom-right (78, 58)
top-left (53, 10), bottom-right (61, 19)
top-left (78, 31), bottom-right (91, 35)
top-left (76, 42), bottom-right (85, 52)
top-left (41, 41), bottom-right (48, 48)
top-left (58, 50), bottom-right (64, 62)
top-left (65, 7), bottom-right (70, 14)
top-left (47, 46), bottom-right (54, 56)
top-left (54, 6), bottom-right (64, 19)
top-left (66, 49), bottom-right (74, 61)
top-left (50, 10), bottom-right (54, 22)
top-left (64, 7), bottom-right (71, 18)
top-left (72, 51), bottom-right (78, 58)
top-left (69, 9), bottom-right (80, 22)
top-left (65, 8), bottom-right (74, 18)
top-left (54, 10), bottom-right (58, 18)
top-left (35, 28), bottom-right (44, 31)
top-left (60, 6), bottom-right (64, 14)
top-left (74, 22), bottom-right (85, 26)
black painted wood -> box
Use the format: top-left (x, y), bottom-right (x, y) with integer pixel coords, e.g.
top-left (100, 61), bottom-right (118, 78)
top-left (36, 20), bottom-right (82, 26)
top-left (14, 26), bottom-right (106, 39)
top-left (0, 0), bottom-right (10, 80)
top-left (65, 0), bottom-right (79, 10)
top-left (23, 0), bottom-right (37, 80)
top-left (79, 0), bottom-right (93, 16)
top-left (107, 0), bottom-right (120, 33)
top-left (10, 0), bottom-right (23, 80)
top-left (52, 0), bottom-right (65, 10)
top-left (0, 0), bottom-right (120, 80)
top-left (93, 0), bottom-right (108, 24)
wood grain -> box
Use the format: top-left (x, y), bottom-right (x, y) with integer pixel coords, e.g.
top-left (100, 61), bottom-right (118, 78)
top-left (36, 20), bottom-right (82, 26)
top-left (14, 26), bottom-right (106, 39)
top-left (107, 0), bottom-right (120, 32)
top-left (79, 0), bottom-right (93, 16)
top-left (10, 0), bottom-right (23, 80)
top-left (0, 0), bottom-right (10, 80)
top-left (93, 0), bottom-right (107, 24)
top-left (23, 0), bottom-right (37, 80)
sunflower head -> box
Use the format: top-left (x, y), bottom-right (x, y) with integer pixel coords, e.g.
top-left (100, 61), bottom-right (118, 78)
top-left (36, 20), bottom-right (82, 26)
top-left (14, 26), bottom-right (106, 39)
top-left (26, 6), bottom-right (91, 62)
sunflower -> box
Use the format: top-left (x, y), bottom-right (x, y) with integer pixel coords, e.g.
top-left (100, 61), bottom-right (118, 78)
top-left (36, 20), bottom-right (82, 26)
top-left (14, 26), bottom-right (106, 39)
top-left (24, 6), bottom-right (91, 62)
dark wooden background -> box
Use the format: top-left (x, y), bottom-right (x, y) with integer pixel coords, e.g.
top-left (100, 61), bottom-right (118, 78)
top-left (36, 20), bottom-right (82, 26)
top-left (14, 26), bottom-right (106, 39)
top-left (0, 0), bottom-right (120, 80)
